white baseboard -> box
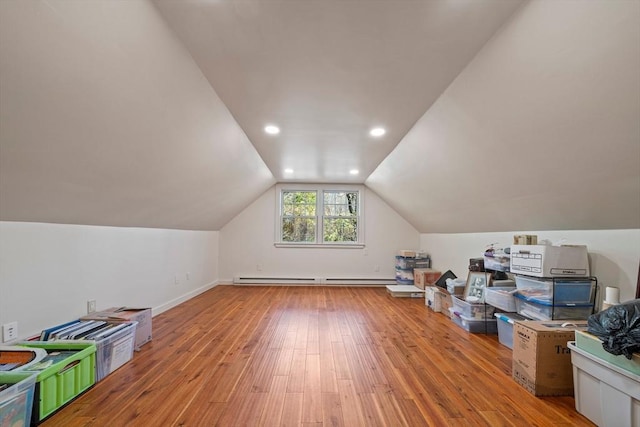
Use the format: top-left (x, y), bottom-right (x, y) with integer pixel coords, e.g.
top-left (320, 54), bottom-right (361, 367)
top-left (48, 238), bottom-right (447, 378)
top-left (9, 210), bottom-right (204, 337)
top-left (152, 280), bottom-right (219, 316)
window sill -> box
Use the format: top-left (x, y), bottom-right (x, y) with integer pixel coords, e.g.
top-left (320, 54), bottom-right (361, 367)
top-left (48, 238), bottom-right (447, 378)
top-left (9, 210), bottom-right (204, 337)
top-left (274, 243), bottom-right (365, 249)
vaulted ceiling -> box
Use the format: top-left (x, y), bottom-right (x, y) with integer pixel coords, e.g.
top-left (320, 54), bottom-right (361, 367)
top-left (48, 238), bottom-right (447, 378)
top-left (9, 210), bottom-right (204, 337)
top-left (1, 0), bottom-right (638, 233)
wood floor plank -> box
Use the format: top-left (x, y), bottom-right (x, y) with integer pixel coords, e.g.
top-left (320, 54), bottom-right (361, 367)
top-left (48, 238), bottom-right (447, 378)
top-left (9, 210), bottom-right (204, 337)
top-left (41, 286), bottom-right (596, 427)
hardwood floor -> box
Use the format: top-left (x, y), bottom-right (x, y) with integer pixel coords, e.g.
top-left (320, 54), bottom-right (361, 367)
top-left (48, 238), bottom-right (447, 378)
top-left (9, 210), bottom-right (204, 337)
top-left (42, 285), bottom-right (594, 426)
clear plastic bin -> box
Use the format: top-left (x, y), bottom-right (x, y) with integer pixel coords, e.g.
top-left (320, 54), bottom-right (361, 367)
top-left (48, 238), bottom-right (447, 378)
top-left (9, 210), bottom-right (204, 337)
top-left (514, 293), bottom-right (593, 320)
top-left (449, 308), bottom-right (498, 334)
top-left (485, 287), bottom-right (517, 312)
top-left (514, 276), bottom-right (594, 303)
top-left (451, 295), bottom-right (495, 319)
top-left (484, 255), bottom-right (510, 272)
top-left (0, 371), bottom-right (37, 427)
top-left (495, 313), bottom-right (527, 349)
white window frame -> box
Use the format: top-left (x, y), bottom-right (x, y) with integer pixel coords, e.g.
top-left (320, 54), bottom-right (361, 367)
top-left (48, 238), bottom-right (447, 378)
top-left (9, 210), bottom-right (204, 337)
top-left (275, 183), bottom-right (365, 248)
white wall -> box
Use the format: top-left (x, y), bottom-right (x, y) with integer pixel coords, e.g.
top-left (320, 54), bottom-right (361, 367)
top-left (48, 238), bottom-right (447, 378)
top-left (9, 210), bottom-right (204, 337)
top-left (219, 186), bottom-right (419, 282)
top-left (422, 229), bottom-right (640, 305)
top-left (0, 221), bottom-right (219, 341)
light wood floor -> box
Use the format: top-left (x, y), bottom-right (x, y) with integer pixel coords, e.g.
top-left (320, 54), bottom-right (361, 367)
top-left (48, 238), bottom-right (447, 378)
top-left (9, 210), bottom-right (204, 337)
top-left (43, 285), bottom-right (594, 426)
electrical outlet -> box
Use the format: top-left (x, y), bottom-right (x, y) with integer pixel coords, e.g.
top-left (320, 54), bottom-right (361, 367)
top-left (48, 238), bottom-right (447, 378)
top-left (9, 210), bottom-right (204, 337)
top-left (257, 264), bottom-right (262, 271)
top-left (2, 322), bottom-right (18, 342)
top-left (87, 300), bottom-right (97, 314)
top-left (374, 265), bottom-right (380, 272)
top-left (186, 272), bottom-right (190, 281)
top-left (174, 275), bottom-right (180, 285)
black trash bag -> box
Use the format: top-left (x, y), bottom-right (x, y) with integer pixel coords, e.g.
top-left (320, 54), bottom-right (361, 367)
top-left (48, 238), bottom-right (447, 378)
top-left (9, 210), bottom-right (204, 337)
top-left (587, 299), bottom-right (640, 360)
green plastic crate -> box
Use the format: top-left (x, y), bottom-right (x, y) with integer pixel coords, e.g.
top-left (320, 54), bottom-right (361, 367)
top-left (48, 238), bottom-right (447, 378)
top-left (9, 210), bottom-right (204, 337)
top-left (19, 341), bottom-right (96, 423)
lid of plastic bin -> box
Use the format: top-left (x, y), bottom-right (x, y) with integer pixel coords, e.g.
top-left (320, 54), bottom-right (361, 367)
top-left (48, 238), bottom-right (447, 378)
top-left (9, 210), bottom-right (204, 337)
top-left (494, 312), bottom-right (527, 324)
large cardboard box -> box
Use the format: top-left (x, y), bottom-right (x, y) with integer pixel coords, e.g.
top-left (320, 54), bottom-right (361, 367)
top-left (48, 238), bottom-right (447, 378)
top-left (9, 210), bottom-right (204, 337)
top-left (83, 307), bottom-right (152, 350)
top-left (510, 244), bottom-right (589, 277)
top-left (512, 320), bottom-right (587, 396)
top-left (414, 269), bottom-right (441, 290)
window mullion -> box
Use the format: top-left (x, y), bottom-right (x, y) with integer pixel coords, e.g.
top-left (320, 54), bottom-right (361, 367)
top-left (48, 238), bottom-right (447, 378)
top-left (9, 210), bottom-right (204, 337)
top-left (317, 190), bottom-right (322, 243)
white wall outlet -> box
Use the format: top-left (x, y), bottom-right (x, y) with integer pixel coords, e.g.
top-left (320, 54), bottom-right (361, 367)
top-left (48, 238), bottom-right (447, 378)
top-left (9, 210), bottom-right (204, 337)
top-left (174, 275), bottom-right (180, 285)
top-left (87, 300), bottom-right (97, 314)
top-left (186, 272), bottom-right (190, 281)
top-left (257, 264), bottom-right (262, 271)
top-left (374, 265), bottom-right (380, 272)
top-left (2, 322), bottom-right (18, 342)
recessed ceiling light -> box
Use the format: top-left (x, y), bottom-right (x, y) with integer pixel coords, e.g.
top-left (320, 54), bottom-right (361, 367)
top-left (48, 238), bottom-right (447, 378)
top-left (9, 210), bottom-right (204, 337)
top-left (370, 127), bottom-right (386, 137)
top-left (284, 168), bottom-right (294, 174)
top-left (349, 169), bottom-right (359, 175)
top-left (264, 125), bottom-right (280, 135)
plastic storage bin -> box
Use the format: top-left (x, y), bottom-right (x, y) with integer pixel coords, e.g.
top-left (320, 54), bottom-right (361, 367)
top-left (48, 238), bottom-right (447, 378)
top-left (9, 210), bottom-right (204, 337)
top-left (514, 276), bottom-right (594, 303)
top-left (514, 293), bottom-right (593, 321)
top-left (484, 287), bottom-right (517, 312)
top-left (449, 308), bottom-right (498, 334)
top-left (94, 322), bottom-right (136, 382)
top-left (451, 295), bottom-right (495, 319)
top-left (495, 313), bottom-right (527, 349)
top-left (0, 371), bottom-right (37, 427)
top-left (20, 342), bottom-right (96, 424)
top-left (446, 278), bottom-right (466, 296)
top-left (569, 342), bottom-right (640, 427)
top-left (575, 330), bottom-right (640, 375)
top-left (483, 255), bottom-right (510, 272)
top-left (395, 256), bottom-right (429, 269)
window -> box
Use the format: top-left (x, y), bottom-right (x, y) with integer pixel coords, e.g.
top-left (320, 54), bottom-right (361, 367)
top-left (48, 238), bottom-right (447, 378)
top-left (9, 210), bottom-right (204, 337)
top-left (276, 184), bottom-right (364, 247)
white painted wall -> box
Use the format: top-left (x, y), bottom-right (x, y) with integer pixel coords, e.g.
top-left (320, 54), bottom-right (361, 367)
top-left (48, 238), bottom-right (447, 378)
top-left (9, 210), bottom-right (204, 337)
top-left (219, 186), bottom-right (419, 282)
top-left (422, 229), bottom-right (640, 305)
top-left (0, 221), bottom-right (219, 341)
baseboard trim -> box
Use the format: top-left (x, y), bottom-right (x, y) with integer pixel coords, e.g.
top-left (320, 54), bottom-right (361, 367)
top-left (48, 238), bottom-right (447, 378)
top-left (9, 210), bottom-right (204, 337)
top-left (153, 280), bottom-right (218, 316)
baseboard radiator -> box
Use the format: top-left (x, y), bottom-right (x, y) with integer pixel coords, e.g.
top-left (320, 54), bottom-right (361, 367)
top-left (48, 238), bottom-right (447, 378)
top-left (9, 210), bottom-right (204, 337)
top-left (233, 276), bottom-right (393, 286)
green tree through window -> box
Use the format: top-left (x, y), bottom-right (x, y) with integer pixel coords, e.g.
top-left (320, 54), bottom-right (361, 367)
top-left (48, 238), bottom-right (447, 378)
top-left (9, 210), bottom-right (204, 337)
top-left (279, 186), bottom-right (361, 245)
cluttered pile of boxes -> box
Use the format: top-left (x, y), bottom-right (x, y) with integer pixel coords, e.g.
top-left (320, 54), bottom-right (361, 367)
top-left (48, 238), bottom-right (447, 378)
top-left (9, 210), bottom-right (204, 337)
top-left (0, 307), bottom-right (152, 426)
top-left (414, 236), bottom-right (639, 426)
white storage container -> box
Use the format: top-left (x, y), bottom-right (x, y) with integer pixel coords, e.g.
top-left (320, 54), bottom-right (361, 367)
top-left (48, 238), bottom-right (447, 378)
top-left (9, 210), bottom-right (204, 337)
top-left (424, 286), bottom-right (440, 312)
top-left (510, 244), bottom-right (589, 277)
top-left (569, 342), bottom-right (640, 427)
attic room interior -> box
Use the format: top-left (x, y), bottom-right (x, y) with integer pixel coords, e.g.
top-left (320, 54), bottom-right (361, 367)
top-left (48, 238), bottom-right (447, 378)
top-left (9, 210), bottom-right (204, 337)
top-left (0, 0), bottom-right (639, 426)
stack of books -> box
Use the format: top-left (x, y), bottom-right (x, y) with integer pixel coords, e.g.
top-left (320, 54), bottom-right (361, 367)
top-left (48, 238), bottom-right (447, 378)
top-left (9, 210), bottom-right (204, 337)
top-left (39, 320), bottom-right (132, 342)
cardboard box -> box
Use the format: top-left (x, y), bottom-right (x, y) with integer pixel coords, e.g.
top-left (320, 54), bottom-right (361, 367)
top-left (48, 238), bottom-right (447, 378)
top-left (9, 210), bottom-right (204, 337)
top-left (413, 269), bottom-right (441, 290)
top-left (513, 234), bottom-right (538, 245)
top-left (510, 244), bottom-right (590, 277)
top-left (436, 290), bottom-right (452, 316)
top-left (512, 320), bottom-right (587, 396)
top-left (83, 307), bottom-right (152, 350)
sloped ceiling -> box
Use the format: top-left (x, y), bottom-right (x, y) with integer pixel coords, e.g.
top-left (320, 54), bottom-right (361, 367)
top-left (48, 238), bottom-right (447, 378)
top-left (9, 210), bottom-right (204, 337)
top-left (0, 0), bottom-right (275, 230)
top-left (1, 0), bottom-right (639, 233)
top-left (367, 0), bottom-right (640, 232)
